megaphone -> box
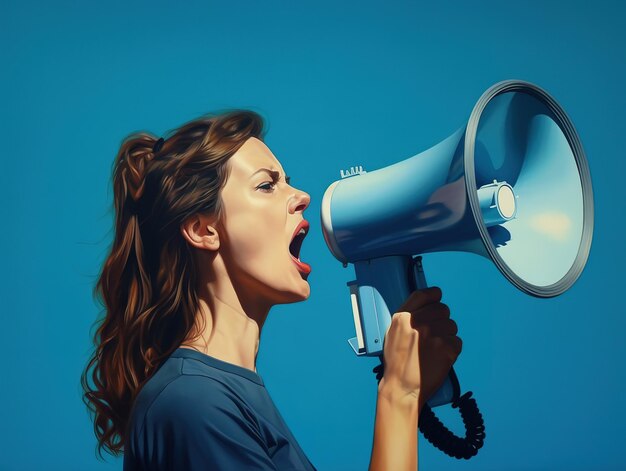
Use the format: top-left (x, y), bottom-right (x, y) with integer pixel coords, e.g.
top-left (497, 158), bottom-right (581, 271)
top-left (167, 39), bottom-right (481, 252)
top-left (320, 80), bottom-right (594, 458)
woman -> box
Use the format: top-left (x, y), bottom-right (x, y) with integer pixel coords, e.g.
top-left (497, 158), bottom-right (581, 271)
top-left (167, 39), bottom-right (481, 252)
top-left (82, 110), bottom-right (461, 470)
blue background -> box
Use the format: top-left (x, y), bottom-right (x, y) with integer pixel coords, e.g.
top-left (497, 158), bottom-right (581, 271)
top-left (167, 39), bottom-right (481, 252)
top-left (1, 1), bottom-right (624, 470)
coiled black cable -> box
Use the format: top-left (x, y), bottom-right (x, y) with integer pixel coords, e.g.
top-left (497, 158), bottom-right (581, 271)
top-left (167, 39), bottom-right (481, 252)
top-left (373, 359), bottom-right (485, 459)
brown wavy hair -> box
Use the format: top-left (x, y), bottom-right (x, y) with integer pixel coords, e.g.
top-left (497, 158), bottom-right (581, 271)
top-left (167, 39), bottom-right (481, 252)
top-left (81, 110), bottom-right (265, 458)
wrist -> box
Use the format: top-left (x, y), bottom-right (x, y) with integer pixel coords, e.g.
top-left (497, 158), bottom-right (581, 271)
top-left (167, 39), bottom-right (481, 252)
top-left (370, 380), bottom-right (420, 471)
top-left (378, 378), bottom-right (420, 411)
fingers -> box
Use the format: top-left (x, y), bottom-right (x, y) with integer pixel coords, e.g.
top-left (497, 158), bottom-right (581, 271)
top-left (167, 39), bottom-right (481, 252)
top-left (427, 334), bottom-right (463, 366)
top-left (389, 309), bottom-right (458, 341)
top-left (414, 317), bottom-right (458, 337)
top-left (391, 287), bottom-right (461, 359)
top-left (408, 302), bottom-right (451, 326)
top-left (398, 287), bottom-right (442, 312)
top-left (450, 336), bottom-right (463, 356)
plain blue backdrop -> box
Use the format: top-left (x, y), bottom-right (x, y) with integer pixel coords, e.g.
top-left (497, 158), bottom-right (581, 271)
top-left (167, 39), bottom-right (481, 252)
top-left (1, 1), bottom-right (624, 470)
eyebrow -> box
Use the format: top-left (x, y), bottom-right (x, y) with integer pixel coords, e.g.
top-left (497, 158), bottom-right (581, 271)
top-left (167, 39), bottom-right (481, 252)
top-left (250, 167), bottom-right (291, 184)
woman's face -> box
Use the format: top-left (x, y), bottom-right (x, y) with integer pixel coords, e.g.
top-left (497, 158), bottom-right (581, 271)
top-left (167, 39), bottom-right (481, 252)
top-left (217, 137), bottom-right (312, 304)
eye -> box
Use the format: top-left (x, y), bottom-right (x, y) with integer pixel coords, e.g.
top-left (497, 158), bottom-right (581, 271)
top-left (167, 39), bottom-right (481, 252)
top-left (257, 181), bottom-right (277, 193)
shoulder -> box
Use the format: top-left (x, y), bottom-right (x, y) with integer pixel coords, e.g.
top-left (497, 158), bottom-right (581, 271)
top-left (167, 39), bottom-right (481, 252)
top-left (131, 353), bottom-right (246, 425)
top-left (146, 373), bottom-right (248, 429)
top-left (129, 373), bottom-right (261, 456)
top-left (127, 372), bottom-right (278, 470)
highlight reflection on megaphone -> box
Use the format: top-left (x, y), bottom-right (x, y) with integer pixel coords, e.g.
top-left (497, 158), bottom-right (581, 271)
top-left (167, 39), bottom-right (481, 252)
top-left (320, 80), bottom-right (594, 458)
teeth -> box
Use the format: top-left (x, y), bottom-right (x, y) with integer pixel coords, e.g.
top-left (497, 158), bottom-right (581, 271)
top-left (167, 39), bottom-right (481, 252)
top-left (298, 228), bottom-right (306, 235)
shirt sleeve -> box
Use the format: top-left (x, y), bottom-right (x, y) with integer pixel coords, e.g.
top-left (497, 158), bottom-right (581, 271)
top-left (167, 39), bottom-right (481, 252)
top-left (138, 374), bottom-right (279, 471)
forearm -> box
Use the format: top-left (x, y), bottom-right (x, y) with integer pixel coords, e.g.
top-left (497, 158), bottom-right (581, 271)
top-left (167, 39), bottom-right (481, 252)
top-left (368, 379), bottom-right (421, 471)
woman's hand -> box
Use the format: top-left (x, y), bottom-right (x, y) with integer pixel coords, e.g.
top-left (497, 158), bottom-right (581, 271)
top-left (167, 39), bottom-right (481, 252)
top-left (369, 287), bottom-right (461, 471)
top-left (379, 286), bottom-right (462, 410)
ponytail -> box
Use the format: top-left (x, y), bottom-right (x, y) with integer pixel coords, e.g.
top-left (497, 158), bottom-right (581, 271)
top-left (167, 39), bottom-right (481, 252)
top-left (82, 136), bottom-right (161, 455)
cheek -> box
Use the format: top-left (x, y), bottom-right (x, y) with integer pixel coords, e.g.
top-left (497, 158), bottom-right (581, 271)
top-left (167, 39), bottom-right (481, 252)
top-left (224, 210), bottom-right (286, 270)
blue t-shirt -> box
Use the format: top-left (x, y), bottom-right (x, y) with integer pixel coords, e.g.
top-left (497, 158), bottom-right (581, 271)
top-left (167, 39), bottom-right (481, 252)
top-left (124, 347), bottom-right (316, 470)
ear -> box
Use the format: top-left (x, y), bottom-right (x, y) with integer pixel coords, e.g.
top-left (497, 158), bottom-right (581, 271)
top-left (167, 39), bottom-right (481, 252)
top-left (180, 213), bottom-right (220, 251)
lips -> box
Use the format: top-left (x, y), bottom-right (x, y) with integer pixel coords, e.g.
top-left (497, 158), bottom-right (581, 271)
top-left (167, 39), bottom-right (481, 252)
top-left (289, 220), bottom-right (311, 276)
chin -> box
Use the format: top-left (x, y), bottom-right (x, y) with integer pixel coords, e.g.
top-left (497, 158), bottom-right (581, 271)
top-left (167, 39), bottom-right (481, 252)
top-left (275, 279), bottom-right (311, 305)
top-left (295, 281), bottom-right (311, 301)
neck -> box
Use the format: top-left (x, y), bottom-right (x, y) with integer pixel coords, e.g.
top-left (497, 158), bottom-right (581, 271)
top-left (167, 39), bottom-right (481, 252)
top-left (181, 280), bottom-right (270, 373)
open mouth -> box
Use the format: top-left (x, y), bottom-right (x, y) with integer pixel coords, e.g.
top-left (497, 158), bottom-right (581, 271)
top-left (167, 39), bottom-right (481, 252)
top-left (289, 220), bottom-right (311, 276)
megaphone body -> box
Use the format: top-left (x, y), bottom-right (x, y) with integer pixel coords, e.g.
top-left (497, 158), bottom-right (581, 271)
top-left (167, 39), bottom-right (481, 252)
top-left (321, 80), bottom-right (594, 410)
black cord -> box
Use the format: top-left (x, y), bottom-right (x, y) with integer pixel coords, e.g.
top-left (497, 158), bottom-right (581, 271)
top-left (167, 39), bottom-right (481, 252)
top-left (373, 359), bottom-right (485, 459)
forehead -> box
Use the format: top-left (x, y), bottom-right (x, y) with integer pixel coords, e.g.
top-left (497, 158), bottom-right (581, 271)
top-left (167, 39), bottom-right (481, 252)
top-left (228, 137), bottom-right (284, 177)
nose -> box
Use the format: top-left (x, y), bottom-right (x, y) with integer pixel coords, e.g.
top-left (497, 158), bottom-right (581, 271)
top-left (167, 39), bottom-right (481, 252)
top-left (289, 189), bottom-right (311, 214)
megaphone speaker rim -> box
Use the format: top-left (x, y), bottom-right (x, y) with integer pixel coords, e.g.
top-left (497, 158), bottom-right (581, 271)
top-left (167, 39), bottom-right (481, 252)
top-left (464, 80), bottom-right (594, 298)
